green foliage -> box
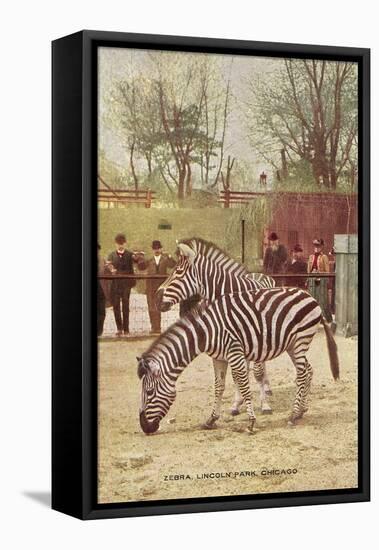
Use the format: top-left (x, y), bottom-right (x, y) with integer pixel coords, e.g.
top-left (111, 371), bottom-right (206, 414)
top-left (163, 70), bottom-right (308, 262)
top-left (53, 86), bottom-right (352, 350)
top-left (99, 206), bottom-right (241, 256)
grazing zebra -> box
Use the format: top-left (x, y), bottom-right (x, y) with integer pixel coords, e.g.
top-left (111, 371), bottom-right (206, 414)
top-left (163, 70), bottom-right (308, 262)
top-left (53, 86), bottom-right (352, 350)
top-left (156, 237), bottom-right (276, 414)
top-left (138, 287), bottom-right (339, 435)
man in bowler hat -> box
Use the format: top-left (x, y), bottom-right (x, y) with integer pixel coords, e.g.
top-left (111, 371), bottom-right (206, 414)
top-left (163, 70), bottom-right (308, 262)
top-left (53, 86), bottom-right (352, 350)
top-left (97, 244), bottom-right (106, 336)
top-left (285, 244), bottom-right (308, 288)
top-left (138, 240), bottom-right (176, 334)
top-left (263, 232), bottom-right (288, 284)
top-left (106, 233), bottom-right (142, 337)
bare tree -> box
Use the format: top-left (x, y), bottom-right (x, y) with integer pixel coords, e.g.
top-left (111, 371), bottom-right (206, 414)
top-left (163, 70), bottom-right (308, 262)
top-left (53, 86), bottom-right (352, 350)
top-left (149, 53), bottom-right (210, 199)
top-left (221, 155), bottom-right (235, 191)
top-left (109, 76), bottom-right (162, 189)
top-left (201, 59), bottom-right (233, 189)
top-left (101, 51), bottom-right (235, 200)
top-left (246, 59), bottom-right (358, 189)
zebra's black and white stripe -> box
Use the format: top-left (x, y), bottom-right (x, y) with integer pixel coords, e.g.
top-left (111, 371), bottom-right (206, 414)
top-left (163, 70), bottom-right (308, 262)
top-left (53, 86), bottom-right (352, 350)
top-left (157, 238), bottom-right (275, 308)
top-left (156, 237), bottom-right (276, 414)
top-left (138, 287), bottom-right (339, 434)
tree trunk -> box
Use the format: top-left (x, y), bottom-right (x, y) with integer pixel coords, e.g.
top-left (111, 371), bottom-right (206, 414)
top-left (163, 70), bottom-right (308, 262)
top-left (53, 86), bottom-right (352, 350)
top-left (280, 148), bottom-right (288, 179)
top-left (185, 162), bottom-right (192, 197)
top-left (311, 158), bottom-right (322, 187)
top-left (329, 167), bottom-right (337, 189)
top-left (322, 172), bottom-right (331, 188)
top-left (145, 153), bottom-right (152, 176)
top-left (178, 169), bottom-right (186, 201)
top-left (130, 140), bottom-right (139, 190)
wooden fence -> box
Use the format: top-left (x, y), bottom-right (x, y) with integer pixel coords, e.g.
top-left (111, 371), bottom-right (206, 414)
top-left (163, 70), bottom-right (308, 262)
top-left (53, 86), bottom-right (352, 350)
top-left (98, 188), bottom-right (155, 208)
top-left (98, 175), bottom-right (155, 208)
top-left (219, 189), bottom-right (265, 208)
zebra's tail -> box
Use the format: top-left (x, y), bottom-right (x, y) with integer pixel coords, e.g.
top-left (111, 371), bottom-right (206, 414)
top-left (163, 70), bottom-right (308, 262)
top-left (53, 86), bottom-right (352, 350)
top-left (321, 315), bottom-right (340, 381)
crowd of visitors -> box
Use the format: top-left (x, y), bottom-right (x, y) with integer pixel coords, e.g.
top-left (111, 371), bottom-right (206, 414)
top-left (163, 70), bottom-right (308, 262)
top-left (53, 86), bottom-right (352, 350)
top-left (98, 233), bottom-right (176, 337)
top-left (263, 232), bottom-right (335, 322)
top-left (98, 231), bottom-right (336, 337)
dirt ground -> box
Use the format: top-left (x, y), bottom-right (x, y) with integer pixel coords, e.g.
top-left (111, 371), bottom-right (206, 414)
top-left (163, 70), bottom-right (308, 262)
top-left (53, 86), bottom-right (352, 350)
top-left (98, 331), bottom-right (358, 504)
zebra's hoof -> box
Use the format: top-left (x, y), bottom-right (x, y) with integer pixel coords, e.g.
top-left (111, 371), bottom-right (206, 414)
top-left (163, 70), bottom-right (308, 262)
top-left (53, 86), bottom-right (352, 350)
top-left (287, 411), bottom-right (304, 426)
top-left (230, 408), bottom-right (240, 416)
top-left (201, 422), bottom-right (218, 430)
top-left (201, 415), bottom-right (219, 430)
top-left (287, 420), bottom-right (297, 427)
top-left (265, 389), bottom-right (273, 396)
top-left (246, 421), bottom-right (256, 434)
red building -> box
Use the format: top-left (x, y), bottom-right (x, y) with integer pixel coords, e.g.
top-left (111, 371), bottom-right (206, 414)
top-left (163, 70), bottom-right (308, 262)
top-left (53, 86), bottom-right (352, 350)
top-left (264, 192), bottom-right (358, 257)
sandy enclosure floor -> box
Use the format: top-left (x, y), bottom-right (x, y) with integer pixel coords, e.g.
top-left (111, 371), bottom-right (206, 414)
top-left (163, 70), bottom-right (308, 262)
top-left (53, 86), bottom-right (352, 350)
top-left (98, 332), bottom-right (358, 504)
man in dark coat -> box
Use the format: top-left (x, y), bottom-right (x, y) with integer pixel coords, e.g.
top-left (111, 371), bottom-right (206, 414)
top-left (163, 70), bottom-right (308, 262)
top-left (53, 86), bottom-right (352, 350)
top-left (107, 233), bottom-right (141, 337)
top-left (138, 240), bottom-right (176, 334)
top-left (97, 244), bottom-right (106, 336)
top-left (285, 244), bottom-right (308, 288)
top-left (263, 232), bottom-right (288, 284)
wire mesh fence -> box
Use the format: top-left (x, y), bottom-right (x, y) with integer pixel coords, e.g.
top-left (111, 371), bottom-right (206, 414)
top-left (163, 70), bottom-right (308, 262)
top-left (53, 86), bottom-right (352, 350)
top-left (99, 274), bottom-right (179, 339)
top-left (98, 272), bottom-right (336, 339)
top-left (102, 290), bottom-right (179, 338)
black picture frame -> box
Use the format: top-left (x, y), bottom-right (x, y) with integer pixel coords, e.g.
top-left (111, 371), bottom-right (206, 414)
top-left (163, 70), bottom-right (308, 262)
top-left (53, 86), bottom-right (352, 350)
top-left (52, 30), bottom-right (370, 520)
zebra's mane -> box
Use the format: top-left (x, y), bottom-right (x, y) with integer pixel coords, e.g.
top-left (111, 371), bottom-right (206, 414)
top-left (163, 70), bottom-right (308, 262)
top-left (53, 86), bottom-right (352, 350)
top-left (179, 237), bottom-right (249, 276)
top-left (142, 309), bottom-right (202, 360)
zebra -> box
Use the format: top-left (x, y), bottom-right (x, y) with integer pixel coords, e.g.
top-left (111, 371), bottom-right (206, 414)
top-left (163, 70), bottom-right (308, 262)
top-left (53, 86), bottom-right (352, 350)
top-left (155, 237), bottom-right (277, 414)
top-left (138, 287), bottom-right (339, 435)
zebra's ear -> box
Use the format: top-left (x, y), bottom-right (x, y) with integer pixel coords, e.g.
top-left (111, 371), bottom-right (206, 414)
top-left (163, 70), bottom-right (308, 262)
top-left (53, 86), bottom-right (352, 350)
top-left (177, 243), bottom-right (196, 265)
top-left (137, 358), bottom-right (148, 379)
top-left (150, 363), bottom-right (161, 378)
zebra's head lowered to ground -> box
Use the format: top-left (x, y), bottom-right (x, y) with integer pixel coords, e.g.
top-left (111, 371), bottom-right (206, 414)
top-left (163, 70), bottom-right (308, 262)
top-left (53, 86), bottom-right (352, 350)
top-left (137, 356), bottom-right (177, 434)
top-left (156, 237), bottom-right (275, 312)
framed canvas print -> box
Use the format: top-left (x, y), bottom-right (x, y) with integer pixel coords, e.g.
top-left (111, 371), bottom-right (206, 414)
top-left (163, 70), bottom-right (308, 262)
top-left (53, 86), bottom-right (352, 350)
top-left (52, 30), bottom-right (370, 519)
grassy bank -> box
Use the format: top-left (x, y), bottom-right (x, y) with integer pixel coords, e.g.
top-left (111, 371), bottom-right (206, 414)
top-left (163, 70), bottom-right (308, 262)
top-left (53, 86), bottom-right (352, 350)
top-left (98, 206), bottom-right (264, 270)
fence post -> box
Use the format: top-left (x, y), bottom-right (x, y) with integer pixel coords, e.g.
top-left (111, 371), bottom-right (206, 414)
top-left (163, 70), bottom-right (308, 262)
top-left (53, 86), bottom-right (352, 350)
top-left (241, 219), bottom-right (245, 264)
top-left (334, 234), bottom-right (358, 336)
top-left (146, 189), bottom-right (152, 208)
top-left (224, 188), bottom-right (230, 208)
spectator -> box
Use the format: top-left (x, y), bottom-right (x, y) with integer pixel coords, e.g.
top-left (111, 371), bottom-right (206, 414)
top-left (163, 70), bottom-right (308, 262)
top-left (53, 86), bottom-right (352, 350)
top-left (307, 238), bottom-right (332, 322)
top-left (106, 233), bottom-right (142, 337)
top-left (263, 232), bottom-right (288, 284)
top-left (97, 244), bottom-right (106, 337)
top-left (138, 240), bottom-right (176, 334)
top-left (285, 244), bottom-right (307, 288)
top-left (259, 171), bottom-right (267, 186)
